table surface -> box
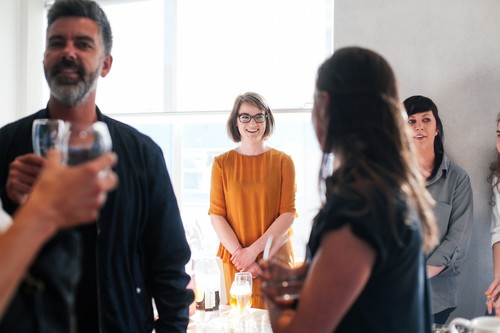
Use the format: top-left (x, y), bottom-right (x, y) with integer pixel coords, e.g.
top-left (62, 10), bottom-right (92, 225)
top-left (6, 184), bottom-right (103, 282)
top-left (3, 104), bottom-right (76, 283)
top-left (187, 306), bottom-right (272, 333)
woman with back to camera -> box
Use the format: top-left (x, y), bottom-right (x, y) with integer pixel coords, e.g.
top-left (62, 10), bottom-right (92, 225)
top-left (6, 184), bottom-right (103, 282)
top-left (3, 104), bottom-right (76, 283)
top-left (209, 92), bottom-right (296, 309)
top-left (404, 95), bottom-right (474, 325)
top-left (486, 113), bottom-right (500, 316)
top-left (259, 47), bottom-right (439, 332)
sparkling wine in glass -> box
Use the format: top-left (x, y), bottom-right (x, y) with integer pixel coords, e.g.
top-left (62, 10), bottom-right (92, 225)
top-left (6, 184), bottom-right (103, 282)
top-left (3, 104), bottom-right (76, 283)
top-left (32, 119), bottom-right (67, 157)
top-left (230, 272), bottom-right (253, 311)
top-left (62, 122), bottom-right (112, 166)
top-left (230, 279), bottom-right (252, 315)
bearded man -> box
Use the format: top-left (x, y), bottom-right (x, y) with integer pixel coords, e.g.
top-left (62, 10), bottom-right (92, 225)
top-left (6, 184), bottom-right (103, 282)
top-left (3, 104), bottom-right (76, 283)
top-left (0, 1), bottom-right (193, 332)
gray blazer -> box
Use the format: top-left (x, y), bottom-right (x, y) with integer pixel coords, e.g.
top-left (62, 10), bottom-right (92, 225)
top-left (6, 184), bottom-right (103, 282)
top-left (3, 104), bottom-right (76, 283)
top-left (426, 154), bottom-right (474, 314)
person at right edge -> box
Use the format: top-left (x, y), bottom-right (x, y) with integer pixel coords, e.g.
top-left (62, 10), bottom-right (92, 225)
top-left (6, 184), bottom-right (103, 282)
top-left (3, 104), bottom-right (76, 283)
top-left (404, 95), bottom-right (474, 325)
top-left (486, 113), bottom-right (500, 316)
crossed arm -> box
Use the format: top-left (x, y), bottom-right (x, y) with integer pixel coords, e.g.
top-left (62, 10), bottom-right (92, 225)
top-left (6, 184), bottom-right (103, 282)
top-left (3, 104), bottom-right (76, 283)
top-left (210, 211), bottom-right (294, 275)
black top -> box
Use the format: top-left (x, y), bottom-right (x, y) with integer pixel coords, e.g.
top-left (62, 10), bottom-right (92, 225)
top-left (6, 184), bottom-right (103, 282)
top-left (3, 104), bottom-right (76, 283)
top-left (307, 186), bottom-right (433, 333)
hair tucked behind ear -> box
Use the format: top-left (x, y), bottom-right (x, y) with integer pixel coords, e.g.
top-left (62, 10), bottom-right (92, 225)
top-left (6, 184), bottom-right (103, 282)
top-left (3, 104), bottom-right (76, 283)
top-left (403, 95), bottom-right (444, 179)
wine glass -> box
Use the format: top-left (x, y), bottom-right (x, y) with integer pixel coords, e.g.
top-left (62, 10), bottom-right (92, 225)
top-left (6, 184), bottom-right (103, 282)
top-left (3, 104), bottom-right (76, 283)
top-left (261, 233), bottom-right (308, 308)
top-left (230, 272), bottom-right (253, 311)
top-left (235, 272), bottom-right (253, 289)
top-left (230, 279), bottom-right (252, 315)
top-left (62, 121), bottom-right (112, 166)
top-left (32, 119), bottom-right (67, 157)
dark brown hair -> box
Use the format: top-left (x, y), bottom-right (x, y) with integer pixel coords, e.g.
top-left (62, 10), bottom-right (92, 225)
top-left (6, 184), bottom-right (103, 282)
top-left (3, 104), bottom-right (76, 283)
top-left (315, 46), bottom-right (438, 252)
top-left (226, 92), bottom-right (275, 143)
top-left (47, 0), bottom-right (113, 55)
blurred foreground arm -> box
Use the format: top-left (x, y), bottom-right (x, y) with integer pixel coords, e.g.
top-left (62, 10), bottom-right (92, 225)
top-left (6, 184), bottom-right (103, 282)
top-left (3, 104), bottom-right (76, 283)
top-left (261, 225), bottom-right (375, 333)
top-left (0, 150), bottom-right (118, 317)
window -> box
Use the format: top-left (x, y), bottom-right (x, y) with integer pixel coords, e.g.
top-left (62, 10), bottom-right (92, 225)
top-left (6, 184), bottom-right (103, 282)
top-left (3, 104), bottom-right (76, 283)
top-left (98, 0), bottom-right (334, 113)
top-left (42, 0), bottom-right (334, 261)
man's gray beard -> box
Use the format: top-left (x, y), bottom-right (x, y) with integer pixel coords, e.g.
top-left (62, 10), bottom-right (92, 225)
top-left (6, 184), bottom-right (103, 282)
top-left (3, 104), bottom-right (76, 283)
top-left (48, 80), bottom-right (89, 106)
top-left (45, 69), bottom-right (100, 106)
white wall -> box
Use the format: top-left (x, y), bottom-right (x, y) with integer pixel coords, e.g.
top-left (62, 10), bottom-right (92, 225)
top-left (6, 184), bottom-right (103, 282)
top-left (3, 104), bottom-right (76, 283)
top-left (0, 0), bottom-right (46, 127)
top-left (0, 0), bottom-right (20, 126)
top-left (335, 0), bottom-right (500, 321)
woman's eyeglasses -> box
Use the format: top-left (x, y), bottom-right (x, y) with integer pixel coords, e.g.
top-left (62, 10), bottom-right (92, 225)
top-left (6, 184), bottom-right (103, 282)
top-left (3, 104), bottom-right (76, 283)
top-left (237, 113), bottom-right (267, 123)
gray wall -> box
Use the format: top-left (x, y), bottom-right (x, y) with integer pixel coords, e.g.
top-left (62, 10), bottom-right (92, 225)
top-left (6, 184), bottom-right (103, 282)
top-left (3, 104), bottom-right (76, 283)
top-left (335, 0), bottom-right (500, 320)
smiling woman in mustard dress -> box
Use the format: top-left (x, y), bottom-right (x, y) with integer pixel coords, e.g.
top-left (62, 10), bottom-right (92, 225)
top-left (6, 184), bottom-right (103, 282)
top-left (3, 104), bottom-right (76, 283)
top-left (209, 92), bottom-right (296, 309)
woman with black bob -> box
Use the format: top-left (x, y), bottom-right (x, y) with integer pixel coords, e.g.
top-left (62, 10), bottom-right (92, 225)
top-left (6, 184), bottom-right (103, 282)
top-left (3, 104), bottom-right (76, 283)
top-left (404, 95), bottom-right (473, 325)
top-left (259, 46), bottom-right (439, 332)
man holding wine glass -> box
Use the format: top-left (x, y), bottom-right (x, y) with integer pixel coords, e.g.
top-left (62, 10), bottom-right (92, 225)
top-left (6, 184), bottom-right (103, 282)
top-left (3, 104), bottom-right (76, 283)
top-left (0, 1), bottom-right (193, 332)
top-left (0, 149), bottom-right (118, 319)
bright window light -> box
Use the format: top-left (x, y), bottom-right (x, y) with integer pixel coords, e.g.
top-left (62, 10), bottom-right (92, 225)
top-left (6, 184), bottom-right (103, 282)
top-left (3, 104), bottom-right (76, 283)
top-left (98, 0), bottom-right (333, 113)
top-left (42, 0), bottom-right (333, 261)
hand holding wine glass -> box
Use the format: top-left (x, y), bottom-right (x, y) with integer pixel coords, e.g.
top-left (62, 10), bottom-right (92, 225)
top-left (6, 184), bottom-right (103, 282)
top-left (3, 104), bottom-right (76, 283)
top-left (8, 119), bottom-right (66, 204)
top-left (260, 235), bottom-right (308, 309)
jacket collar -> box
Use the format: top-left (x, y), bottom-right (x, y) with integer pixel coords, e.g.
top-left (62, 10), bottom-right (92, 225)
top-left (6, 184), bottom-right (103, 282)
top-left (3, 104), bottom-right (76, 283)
top-left (40, 105), bottom-right (105, 122)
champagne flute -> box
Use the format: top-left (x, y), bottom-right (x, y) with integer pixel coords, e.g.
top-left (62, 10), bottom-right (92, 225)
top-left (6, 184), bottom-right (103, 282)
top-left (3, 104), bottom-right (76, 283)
top-left (32, 119), bottom-right (67, 157)
top-left (62, 121), bottom-right (112, 166)
top-left (235, 272), bottom-right (253, 289)
top-left (230, 272), bottom-right (253, 311)
top-left (230, 279), bottom-right (252, 315)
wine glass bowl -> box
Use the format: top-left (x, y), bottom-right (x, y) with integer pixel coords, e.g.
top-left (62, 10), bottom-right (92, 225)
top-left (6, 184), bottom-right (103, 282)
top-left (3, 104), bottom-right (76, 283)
top-left (230, 272), bottom-right (253, 312)
top-left (32, 119), bottom-right (67, 157)
top-left (235, 272), bottom-right (253, 288)
top-left (230, 279), bottom-right (252, 315)
top-left (62, 122), bottom-right (112, 165)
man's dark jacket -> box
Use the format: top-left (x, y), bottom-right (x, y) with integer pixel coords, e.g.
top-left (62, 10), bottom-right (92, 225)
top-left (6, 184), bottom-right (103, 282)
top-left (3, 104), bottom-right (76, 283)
top-left (0, 108), bottom-right (194, 333)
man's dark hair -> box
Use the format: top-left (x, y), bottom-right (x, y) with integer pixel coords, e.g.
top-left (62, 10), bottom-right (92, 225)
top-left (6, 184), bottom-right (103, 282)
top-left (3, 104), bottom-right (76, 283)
top-left (47, 0), bottom-right (113, 55)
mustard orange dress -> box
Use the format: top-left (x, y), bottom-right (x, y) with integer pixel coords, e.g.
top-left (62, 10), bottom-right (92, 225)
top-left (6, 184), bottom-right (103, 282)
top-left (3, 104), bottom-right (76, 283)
top-left (209, 148), bottom-right (296, 309)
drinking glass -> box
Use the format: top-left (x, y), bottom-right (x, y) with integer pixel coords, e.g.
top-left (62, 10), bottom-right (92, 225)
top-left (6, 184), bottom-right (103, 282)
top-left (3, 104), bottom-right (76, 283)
top-left (32, 119), bottom-right (67, 157)
top-left (230, 272), bottom-right (253, 311)
top-left (235, 272), bottom-right (253, 288)
top-left (62, 122), bottom-right (112, 166)
top-left (261, 234), bottom-right (308, 308)
top-left (230, 279), bottom-right (252, 315)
